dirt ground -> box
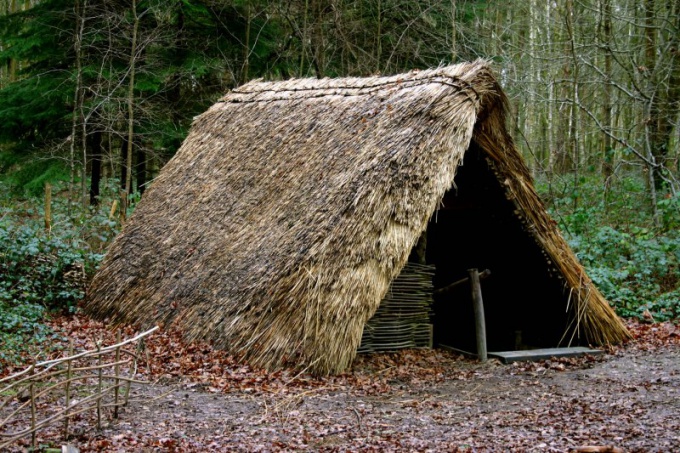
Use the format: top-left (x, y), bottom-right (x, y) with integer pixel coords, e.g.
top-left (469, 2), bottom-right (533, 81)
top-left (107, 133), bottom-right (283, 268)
top-left (3, 317), bottom-right (679, 452)
top-left (88, 332), bottom-right (679, 452)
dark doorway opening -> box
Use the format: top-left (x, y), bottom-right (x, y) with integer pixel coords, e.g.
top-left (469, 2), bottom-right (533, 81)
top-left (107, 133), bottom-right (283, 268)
top-left (423, 142), bottom-right (576, 353)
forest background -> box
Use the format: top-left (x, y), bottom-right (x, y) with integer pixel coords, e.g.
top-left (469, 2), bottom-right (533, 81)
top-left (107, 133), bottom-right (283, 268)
top-left (0, 0), bottom-right (678, 368)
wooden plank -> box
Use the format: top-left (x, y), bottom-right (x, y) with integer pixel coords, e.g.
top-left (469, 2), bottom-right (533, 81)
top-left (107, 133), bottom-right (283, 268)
top-left (488, 347), bottom-right (604, 364)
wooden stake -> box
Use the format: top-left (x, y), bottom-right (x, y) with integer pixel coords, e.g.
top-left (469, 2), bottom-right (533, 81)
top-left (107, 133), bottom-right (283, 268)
top-left (114, 331), bottom-right (121, 419)
top-left (29, 364), bottom-right (36, 448)
top-left (44, 183), bottom-right (52, 232)
top-left (63, 339), bottom-right (74, 438)
top-left (96, 342), bottom-right (102, 429)
top-left (468, 268), bottom-right (488, 362)
top-left (125, 337), bottom-right (143, 406)
top-left (109, 199), bottom-right (118, 220)
top-left (120, 190), bottom-right (127, 223)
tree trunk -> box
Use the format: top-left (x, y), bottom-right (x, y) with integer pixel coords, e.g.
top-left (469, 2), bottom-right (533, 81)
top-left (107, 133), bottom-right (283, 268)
top-left (89, 129), bottom-right (102, 206)
top-left (600, 0), bottom-right (614, 181)
top-left (311, 0), bottom-right (325, 78)
top-left (123, 0), bottom-right (140, 219)
top-left (120, 135), bottom-right (128, 191)
top-left (241, 2), bottom-right (251, 84)
top-left (552, 0), bottom-right (576, 175)
top-left (646, 0), bottom-right (680, 191)
top-left (7, 0), bottom-right (19, 83)
top-left (450, 0), bottom-right (456, 62)
top-left (300, 0), bottom-right (309, 76)
top-left (125, 10), bottom-right (138, 197)
top-left (375, 0), bottom-right (382, 72)
top-left (69, 0), bottom-right (85, 212)
top-left (136, 142), bottom-right (146, 195)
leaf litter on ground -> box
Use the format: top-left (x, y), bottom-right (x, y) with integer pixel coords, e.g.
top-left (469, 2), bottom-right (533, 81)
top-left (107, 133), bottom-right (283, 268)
top-left (1, 314), bottom-right (678, 452)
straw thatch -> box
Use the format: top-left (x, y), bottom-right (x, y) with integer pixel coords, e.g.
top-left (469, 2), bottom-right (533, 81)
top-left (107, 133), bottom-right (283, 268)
top-left (86, 59), bottom-right (630, 375)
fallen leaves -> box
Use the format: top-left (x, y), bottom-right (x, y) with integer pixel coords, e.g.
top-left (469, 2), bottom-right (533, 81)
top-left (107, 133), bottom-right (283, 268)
top-left (0, 314), bottom-right (677, 452)
top-left (571, 446), bottom-right (626, 453)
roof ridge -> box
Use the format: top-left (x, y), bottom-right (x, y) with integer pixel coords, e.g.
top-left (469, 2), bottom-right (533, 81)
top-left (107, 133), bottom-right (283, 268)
top-left (219, 74), bottom-right (481, 105)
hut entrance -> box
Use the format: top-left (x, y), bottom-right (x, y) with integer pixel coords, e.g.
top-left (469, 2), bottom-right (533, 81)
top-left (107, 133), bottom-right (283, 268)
top-left (420, 143), bottom-right (575, 354)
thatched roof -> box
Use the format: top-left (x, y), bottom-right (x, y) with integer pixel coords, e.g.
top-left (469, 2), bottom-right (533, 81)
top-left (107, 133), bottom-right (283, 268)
top-left (86, 60), bottom-right (630, 375)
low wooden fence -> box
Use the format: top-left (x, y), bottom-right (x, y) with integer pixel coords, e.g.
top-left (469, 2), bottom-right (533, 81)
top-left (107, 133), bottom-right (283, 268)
top-left (0, 326), bottom-right (158, 450)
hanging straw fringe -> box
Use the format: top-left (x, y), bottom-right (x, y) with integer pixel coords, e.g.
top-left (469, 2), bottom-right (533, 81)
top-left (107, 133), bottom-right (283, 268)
top-left (85, 60), bottom-right (630, 376)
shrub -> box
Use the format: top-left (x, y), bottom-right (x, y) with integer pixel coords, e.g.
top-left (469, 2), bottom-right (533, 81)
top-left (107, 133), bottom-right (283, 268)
top-left (574, 226), bottom-right (680, 321)
top-left (536, 172), bottom-right (680, 322)
top-left (0, 180), bottom-right (118, 369)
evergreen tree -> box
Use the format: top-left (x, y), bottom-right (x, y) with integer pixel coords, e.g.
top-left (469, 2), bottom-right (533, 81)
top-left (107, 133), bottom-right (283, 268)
top-left (0, 0), bottom-right (77, 193)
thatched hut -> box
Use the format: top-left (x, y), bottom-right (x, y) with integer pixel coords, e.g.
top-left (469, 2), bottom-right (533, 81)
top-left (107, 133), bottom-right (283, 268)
top-left (86, 60), bottom-right (630, 375)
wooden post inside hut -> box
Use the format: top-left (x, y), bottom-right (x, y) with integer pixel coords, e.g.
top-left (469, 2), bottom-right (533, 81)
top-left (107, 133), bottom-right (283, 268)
top-left (425, 143), bottom-right (574, 353)
top-left (361, 142), bottom-right (581, 356)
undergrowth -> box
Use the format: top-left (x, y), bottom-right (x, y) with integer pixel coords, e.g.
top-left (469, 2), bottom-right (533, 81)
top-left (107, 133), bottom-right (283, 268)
top-left (0, 179), bottom-right (121, 370)
top-left (0, 168), bottom-right (678, 371)
top-left (537, 172), bottom-right (680, 322)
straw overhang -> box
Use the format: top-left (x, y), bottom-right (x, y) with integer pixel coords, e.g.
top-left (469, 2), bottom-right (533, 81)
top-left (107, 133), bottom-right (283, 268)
top-left (86, 60), bottom-right (630, 375)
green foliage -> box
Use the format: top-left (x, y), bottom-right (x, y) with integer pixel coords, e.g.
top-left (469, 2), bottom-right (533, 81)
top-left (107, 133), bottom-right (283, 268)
top-left (0, 0), bottom-right (76, 147)
top-left (0, 150), bottom-right (20, 173)
top-left (538, 173), bottom-right (680, 322)
top-left (0, 180), bottom-right (117, 369)
top-left (543, 174), bottom-right (655, 233)
top-left (573, 226), bottom-right (680, 321)
top-left (0, 218), bottom-right (96, 311)
top-left (0, 300), bottom-right (59, 366)
top-left (657, 193), bottom-right (680, 232)
top-left (3, 157), bottom-right (70, 196)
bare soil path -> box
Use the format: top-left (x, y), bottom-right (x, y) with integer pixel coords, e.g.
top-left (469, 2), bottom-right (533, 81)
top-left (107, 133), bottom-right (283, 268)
top-left (102, 345), bottom-right (679, 452)
top-left (3, 316), bottom-right (679, 452)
